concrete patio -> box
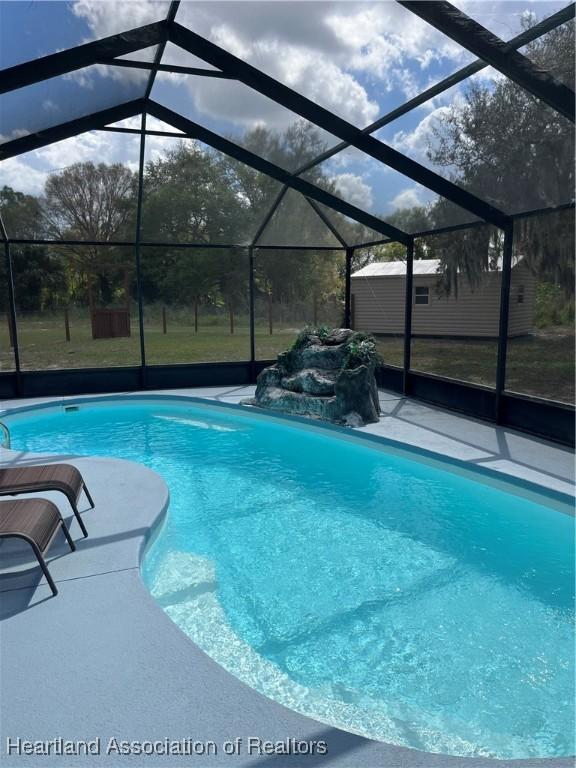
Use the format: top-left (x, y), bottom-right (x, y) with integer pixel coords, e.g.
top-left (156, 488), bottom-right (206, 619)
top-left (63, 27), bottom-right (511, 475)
top-left (0, 387), bottom-right (573, 768)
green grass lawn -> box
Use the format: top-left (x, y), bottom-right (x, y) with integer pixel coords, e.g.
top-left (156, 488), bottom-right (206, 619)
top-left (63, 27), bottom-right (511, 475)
top-left (0, 313), bottom-right (302, 370)
top-left (375, 331), bottom-right (574, 404)
top-left (0, 313), bottom-right (573, 405)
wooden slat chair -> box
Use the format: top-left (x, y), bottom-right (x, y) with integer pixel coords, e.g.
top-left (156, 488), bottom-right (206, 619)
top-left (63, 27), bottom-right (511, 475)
top-left (0, 498), bottom-right (76, 596)
top-left (0, 464), bottom-right (93, 538)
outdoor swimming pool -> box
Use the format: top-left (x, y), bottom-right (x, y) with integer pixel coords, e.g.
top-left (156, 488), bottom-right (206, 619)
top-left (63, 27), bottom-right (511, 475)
top-left (3, 397), bottom-right (574, 760)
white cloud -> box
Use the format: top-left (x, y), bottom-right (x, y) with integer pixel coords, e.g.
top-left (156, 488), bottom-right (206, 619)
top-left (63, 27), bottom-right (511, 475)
top-left (454, 0), bottom-right (540, 41)
top-left (72, 0), bottom-right (170, 38)
top-left (68, 1), bottom-right (393, 130)
top-left (469, 65), bottom-right (506, 87)
top-left (388, 84), bottom-right (471, 166)
top-left (325, 3), bottom-right (470, 90)
top-left (63, 59), bottom-right (149, 90)
top-left (106, 115), bottom-right (184, 134)
top-left (158, 53), bottom-right (379, 134)
top-left (447, 0), bottom-right (567, 46)
top-left (42, 100), bottom-right (60, 114)
top-left (391, 187), bottom-right (426, 210)
top-left (72, 0), bottom-right (528, 139)
top-left (0, 157), bottom-right (48, 197)
top-left (210, 23), bottom-right (252, 61)
top-left (0, 119), bottom-right (205, 197)
top-left (328, 145), bottom-right (374, 170)
top-left (329, 173), bottom-right (373, 210)
top-left (69, 1), bottom-right (167, 89)
top-left (157, 37), bottom-right (378, 130)
top-left (390, 105), bottom-right (453, 162)
top-left (63, 67), bottom-right (98, 90)
top-left (0, 128), bottom-right (30, 142)
top-left (41, 131), bottom-right (135, 168)
top-left (0, 129), bottom-right (143, 196)
top-left (266, 41), bottom-right (379, 127)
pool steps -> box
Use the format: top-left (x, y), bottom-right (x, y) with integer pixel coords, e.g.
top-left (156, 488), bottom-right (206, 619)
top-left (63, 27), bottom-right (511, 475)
top-left (0, 422), bottom-right (10, 449)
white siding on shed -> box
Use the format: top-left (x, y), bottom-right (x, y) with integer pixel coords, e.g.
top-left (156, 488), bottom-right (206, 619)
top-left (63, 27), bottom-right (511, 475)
top-left (351, 259), bottom-right (536, 338)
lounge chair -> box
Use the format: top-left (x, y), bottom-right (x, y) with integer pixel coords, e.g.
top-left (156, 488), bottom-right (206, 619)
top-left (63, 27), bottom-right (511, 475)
top-left (0, 498), bottom-right (76, 596)
top-left (0, 464), bottom-right (93, 538)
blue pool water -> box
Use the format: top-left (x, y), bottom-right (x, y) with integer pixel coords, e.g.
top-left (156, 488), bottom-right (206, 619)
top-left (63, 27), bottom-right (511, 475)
top-left (4, 398), bottom-right (574, 759)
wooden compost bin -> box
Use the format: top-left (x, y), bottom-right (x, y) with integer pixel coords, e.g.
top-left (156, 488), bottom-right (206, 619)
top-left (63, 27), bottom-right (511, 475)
top-left (91, 308), bottom-right (131, 339)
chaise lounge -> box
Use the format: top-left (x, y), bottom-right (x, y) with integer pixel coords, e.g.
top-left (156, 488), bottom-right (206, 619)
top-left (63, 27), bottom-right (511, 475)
top-left (0, 498), bottom-right (76, 596)
top-left (0, 464), bottom-right (93, 538)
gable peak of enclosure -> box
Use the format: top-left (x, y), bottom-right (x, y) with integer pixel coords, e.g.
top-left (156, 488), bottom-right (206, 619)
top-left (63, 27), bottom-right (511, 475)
top-left (0, 1), bottom-right (574, 445)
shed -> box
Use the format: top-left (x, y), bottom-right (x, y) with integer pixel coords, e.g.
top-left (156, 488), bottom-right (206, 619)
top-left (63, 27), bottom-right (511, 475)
top-left (351, 257), bottom-right (535, 338)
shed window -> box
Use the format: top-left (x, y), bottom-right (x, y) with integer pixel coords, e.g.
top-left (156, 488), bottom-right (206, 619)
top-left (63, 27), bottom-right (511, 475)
top-left (414, 286), bottom-right (429, 305)
top-left (517, 285), bottom-right (525, 303)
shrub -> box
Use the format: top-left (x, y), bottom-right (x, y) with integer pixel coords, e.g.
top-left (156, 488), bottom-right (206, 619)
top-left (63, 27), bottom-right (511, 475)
top-left (535, 282), bottom-right (575, 328)
top-left (343, 332), bottom-right (380, 369)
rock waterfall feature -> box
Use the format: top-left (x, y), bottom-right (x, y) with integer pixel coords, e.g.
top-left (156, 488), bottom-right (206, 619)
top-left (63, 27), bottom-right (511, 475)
top-left (248, 328), bottom-right (381, 426)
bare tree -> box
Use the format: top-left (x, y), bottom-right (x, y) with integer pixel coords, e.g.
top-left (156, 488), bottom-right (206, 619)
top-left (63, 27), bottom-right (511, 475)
top-left (44, 162), bottom-right (137, 308)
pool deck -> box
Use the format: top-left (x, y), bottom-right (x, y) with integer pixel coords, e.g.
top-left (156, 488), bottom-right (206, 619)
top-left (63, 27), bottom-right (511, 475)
top-left (0, 386), bottom-right (573, 768)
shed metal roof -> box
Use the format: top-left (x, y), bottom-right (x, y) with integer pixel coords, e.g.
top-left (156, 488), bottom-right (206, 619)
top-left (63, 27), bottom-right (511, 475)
top-left (352, 255), bottom-right (525, 278)
top-left (352, 259), bottom-right (441, 277)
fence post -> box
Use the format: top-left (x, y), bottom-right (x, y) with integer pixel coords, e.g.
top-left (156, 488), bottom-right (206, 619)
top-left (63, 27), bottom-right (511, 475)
top-left (162, 306), bottom-right (167, 335)
top-left (64, 308), bottom-right (70, 341)
top-left (229, 302), bottom-right (235, 335)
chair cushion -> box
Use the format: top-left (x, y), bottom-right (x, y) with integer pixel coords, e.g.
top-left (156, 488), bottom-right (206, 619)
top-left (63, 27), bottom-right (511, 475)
top-left (0, 499), bottom-right (61, 553)
top-left (0, 463), bottom-right (84, 502)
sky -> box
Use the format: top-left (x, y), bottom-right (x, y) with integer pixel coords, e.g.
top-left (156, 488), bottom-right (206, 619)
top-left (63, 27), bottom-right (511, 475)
top-left (0, 0), bottom-right (570, 230)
